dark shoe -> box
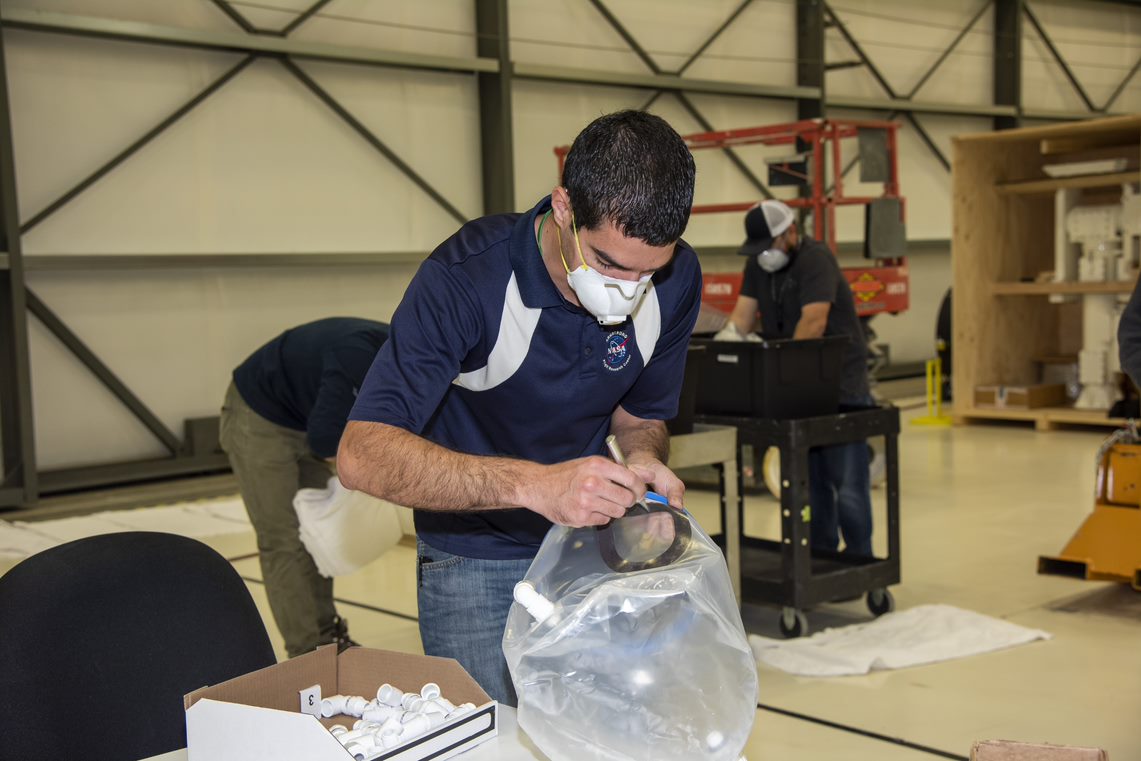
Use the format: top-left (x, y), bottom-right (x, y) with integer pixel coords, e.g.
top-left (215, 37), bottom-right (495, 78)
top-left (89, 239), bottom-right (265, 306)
top-left (331, 614), bottom-right (359, 652)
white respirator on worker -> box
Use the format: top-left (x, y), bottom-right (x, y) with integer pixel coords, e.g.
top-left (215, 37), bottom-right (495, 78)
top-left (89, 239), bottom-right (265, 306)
top-left (559, 214), bottom-right (651, 326)
top-left (567, 266), bottom-right (651, 326)
top-left (757, 247), bottom-right (789, 273)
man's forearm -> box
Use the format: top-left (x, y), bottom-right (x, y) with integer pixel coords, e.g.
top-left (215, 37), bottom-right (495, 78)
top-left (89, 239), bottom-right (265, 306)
top-left (338, 421), bottom-right (535, 511)
top-left (793, 315), bottom-right (827, 339)
top-left (611, 418), bottom-right (670, 466)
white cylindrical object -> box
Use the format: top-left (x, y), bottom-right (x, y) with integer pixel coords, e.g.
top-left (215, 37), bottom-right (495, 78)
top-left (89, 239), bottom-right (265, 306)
top-left (420, 700), bottom-right (448, 716)
top-left (344, 740), bottom-right (374, 760)
top-left (345, 696), bottom-right (369, 717)
top-left (380, 731), bottom-right (402, 749)
top-left (329, 725), bottom-right (350, 737)
top-left (377, 683), bottom-right (404, 707)
top-left (320, 694), bottom-right (348, 718)
top-left (353, 719), bottom-right (382, 731)
top-left (362, 704), bottom-right (396, 723)
top-left (426, 712), bottom-right (447, 728)
top-left (380, 714), bottom-right (404, 736)
top-left (336, 728), bottom-right (373, 745)
top-left (513, 581), bottom-right (554, 624)
top-left (447, 702), bottom-right (476, 720)
top-left (434, 697), bottom-right (456, 713)
top-left (400, 713), bottom-right (431, 739)
top-left (419, 682), bottom-right (441, 700)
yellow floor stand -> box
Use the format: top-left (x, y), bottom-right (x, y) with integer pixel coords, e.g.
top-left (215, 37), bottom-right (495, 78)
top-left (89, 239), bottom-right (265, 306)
top-left (1039, 436), bottom-right (1141, 590)
top-left (911, 358), bottom-right (952, 427)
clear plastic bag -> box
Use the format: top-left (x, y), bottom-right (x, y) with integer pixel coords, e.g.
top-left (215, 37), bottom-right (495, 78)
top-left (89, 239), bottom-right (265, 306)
top-left (502, 501), bottom-right (757, 761)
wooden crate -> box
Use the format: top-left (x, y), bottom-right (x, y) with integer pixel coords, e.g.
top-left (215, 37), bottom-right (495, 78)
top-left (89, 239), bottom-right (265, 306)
top-left (952, 115), bottom-right (1141, 429)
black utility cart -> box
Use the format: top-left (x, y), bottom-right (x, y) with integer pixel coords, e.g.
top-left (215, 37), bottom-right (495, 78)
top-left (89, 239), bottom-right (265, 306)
top-left (699, 405), bottom-right (901, 637)
top-left (689, 336), bottom-right (901, 638)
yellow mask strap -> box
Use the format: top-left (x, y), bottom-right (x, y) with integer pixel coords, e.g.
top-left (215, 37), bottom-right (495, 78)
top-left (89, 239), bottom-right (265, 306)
top-left (556, 212), bottom-right (587, 275)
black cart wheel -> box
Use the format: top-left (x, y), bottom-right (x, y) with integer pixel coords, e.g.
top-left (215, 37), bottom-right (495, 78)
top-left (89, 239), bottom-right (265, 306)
top-left (779, 607), bottom-right (809, 638)
top-left (866, 588), bottom-right (895, 617)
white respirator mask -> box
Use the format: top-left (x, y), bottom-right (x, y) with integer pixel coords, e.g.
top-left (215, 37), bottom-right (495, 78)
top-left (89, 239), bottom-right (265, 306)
top-left (757, 248), bottom-right (790, 273)
top-left (557, 214), bottom-right (651, 326)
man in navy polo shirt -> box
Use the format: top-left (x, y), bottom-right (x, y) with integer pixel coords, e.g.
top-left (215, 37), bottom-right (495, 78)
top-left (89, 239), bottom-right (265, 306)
top-left (221, 317), bottom-right (388, 657)
top-left (339, 110), bottom-right (701, 704)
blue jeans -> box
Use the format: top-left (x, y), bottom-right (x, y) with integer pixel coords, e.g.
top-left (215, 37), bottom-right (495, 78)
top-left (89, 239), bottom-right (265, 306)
top-left (808, 397), bottom-right (875, 556)
top-left (416, 539), bottom-right (534, 707)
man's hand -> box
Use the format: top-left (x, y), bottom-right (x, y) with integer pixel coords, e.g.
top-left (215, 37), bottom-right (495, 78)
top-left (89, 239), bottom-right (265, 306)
top-left (521, 456), bottom-right (647, 528)
top-left (625, 454), bottom-right (685, 509)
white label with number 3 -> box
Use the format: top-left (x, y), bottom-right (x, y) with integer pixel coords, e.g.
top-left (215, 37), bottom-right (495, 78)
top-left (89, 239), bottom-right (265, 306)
top-left (299, 684), bottom-right (322, 717)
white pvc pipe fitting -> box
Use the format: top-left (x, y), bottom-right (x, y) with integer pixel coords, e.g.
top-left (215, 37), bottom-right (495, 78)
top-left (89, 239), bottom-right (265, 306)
top-left (345, 696), bottom-right (369, 717)
top-left (329, 725), bottom-right (350, 737)
top-left (320, 694), bottom-right (348, 718)
top-left (336, 728), bottom-right (374, 745)
top-left (377, 683), bottom-right (404, 707)
top-left (362, 704), bottom-right (396, 723)
top-left (434, 697), bottom-right (457, 713)
top-left (400, 713), bottom-right (431, 739)
top-left (514, 581), bottom-right (554, 624)
top-left (401, 693), bottom-right (423, 711)
top-left (420, 682), bottom-right (441, 701)
top-left (420, 700), bottom-right (448, 717)
top-left (447, 703), bottom-right (476, 720)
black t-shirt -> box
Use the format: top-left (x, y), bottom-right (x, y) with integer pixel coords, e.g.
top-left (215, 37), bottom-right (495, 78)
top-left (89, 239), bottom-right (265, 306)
top-left (739, 237), bottom-right (869, 401)
top-left (232, 317), bottom-right (389, 458)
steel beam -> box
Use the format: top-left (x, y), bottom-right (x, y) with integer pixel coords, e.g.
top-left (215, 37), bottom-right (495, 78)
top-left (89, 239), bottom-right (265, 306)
top-left (823, 4), bottom-right (950, 172)
top-left (476, 0), bottom-right (515, 214)
top-left (208, 0), bottom-right (257, 34)
top-left (637, 0), bottom-right (755, 113)
top-left (2, 9), bottom-right (499, 76)
top-left (908, 0), bottom-right (992, 100)
top-left (513, 63), bottom-right (818, 101)
top-left (582, 0), bottom-right (773, 199)
top-left (281, 58), bottom-right (468, 225)
top-left (0, 11), bottom-right (37, 504)
top-left (281, 0), bottom-right (334, 37)
top-left (797, 0), bottom-right (826, 120)
top-left (25, 289), bottom-right (182, 455)
top-left (1103, 55), bottom-right (1141, 111)
top-left (21, 55), bottom-right (256, 235)
top-left (38, 453), bottom-right (231, 495)
top-left (22, 252), bottom-right (433, 270)
top-left (1023, 3), bottom-right (1097, 113)
top-left (994, 0), bottom-right (1023, 129)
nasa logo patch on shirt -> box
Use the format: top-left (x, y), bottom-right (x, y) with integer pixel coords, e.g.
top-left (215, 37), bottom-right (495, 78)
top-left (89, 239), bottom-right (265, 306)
top-left (604, 330), bottom-right (632, 372)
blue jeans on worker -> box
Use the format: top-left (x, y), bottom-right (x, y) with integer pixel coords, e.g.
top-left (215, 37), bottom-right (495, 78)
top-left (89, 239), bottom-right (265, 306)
top-left (416, 539), bottom-right (533, 706)
top-left (808, 396), bottom-right (876, 557)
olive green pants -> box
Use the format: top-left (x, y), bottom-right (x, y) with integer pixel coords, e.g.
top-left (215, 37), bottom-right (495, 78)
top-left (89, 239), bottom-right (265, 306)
top-left (219, 381), bottom-right (336, 657)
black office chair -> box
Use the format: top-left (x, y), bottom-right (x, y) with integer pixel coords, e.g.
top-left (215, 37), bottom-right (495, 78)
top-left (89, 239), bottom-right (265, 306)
top-left (0, 531), bottom-right (276, 761)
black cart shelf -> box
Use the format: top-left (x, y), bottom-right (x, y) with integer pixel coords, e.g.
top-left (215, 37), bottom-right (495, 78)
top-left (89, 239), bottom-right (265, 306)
top-left (697, 405), bottom-right (902, 637)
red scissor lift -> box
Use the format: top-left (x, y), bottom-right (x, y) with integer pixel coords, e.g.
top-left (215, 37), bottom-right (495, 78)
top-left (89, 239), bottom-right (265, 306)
top-left (556, 118), bottom-right (910, 321)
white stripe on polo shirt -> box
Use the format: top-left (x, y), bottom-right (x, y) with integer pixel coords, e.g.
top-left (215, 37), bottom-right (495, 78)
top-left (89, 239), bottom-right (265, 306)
top-left (454, 273), bottom-right (664, 393)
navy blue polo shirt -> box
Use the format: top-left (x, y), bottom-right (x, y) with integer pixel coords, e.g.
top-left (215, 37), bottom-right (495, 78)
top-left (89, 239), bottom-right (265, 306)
top-left (349, 197), bottom-right (702, 559)
top-left (232, 317), bottom-right (389, 458)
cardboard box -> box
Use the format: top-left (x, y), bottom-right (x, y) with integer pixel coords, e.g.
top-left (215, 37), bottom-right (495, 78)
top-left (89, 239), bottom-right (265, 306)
top-left (973, 383), bottom-right (1067, 409)
top-left (971, 740), bottom-right (1108, 760)
top-left (184, 645), bottom-right (497, 761)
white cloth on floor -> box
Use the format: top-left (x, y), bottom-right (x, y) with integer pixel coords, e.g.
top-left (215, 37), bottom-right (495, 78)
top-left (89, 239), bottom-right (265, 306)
top-left (749, 604), bottom-right (1051, 677)
top-left (293, 476), bottom-right (404, 578)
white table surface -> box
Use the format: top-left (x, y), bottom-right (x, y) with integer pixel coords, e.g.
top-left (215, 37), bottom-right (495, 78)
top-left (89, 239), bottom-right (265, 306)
top-left (142, 705), bottom-right (547, 761)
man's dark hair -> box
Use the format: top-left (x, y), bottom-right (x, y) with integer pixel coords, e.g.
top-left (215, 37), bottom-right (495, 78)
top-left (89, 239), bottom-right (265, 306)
top-left (562, 110), bottom-right (695, 246)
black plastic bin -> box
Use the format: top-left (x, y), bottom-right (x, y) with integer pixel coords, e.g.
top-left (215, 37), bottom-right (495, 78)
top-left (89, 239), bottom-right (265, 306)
top-left (691, 336), bottom-right (847, 419)
top-left (666, 344), bottom-right (705, 435)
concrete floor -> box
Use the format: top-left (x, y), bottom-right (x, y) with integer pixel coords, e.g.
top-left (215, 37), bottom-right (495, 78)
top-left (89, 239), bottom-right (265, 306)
top-left (4, 402), bottom-right (1138, 759)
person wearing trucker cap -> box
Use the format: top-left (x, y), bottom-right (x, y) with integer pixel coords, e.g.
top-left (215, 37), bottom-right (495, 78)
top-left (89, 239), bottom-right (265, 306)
top-left (716, 199), bottom-right (874, 557)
